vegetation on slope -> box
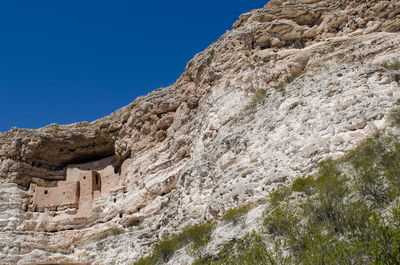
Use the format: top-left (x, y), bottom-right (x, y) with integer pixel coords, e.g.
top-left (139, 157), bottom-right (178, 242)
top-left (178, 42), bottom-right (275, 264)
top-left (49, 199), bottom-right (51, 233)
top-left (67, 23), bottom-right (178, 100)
top-left (133, 204), bottom-right (252, 265)
top-left (382, 59), bottom-right (400, 71)
top-left (244, 70), bottom-right (305, 111)
top-left (81, 227), bottom-right (125, 244)
top-left (194, 110), bottom-right (400, 265)
top-left (134, 221), bottom-right (215, 265)
top-left (221, 204), bottom-right (252, 224)
top-left (134, 110), bottom-right (400, 265)
top-left (193, 233), bottom-right (273, 265)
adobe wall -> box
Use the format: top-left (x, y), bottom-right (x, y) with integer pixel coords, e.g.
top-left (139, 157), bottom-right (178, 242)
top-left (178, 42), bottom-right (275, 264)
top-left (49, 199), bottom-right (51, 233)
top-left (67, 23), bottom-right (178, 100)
top-left (67, 156), bottom-right (119, 196)
top-left (78, 171), bottom-right (94, 198)
top-left (76, 171), bottom-right (96, 216)
top-left (66, 156), bottom-right (115, 181)
top-left (33, 182), bottom-right (79, 209)
top-left (30, 155), bottom-right (124, 217)
top-left (100, 165), bottom-right (120, 194)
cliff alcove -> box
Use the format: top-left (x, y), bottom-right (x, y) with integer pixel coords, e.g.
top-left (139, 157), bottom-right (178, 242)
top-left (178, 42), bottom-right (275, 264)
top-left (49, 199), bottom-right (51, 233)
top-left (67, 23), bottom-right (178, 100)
top-left (0, 0), bottom-right (399, 264)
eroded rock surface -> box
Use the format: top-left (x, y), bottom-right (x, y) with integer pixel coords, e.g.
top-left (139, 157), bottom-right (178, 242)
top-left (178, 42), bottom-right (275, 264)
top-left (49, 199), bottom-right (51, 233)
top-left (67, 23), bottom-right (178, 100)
top-left (1, 0), bottom-right (400, 264)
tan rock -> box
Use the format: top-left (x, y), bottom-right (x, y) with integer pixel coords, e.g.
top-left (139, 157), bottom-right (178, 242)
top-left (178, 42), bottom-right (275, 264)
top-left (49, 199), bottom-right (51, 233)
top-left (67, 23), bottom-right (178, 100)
top-left (1, 0), bottom-right (400, 264)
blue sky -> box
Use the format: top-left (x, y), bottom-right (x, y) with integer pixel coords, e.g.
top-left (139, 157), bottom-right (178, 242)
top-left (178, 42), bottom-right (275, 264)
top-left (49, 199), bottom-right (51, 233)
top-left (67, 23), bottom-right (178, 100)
top-left (0, 0), bottom-right (266, 132)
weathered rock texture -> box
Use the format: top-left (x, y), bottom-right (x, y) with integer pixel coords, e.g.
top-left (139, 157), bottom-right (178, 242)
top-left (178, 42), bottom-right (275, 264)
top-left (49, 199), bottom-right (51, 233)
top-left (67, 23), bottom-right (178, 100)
top-left (1, 0), bottom-right (400, 264)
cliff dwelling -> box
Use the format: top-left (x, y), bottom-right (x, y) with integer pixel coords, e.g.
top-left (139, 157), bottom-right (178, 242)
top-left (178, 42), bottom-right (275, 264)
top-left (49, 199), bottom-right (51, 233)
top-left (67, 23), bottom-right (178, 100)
top-left (28, 156), bottom-right (125, 217)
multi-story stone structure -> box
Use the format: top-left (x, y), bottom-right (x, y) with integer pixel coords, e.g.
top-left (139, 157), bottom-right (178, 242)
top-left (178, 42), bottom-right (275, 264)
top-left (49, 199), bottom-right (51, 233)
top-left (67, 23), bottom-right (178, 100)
top-left (30, 156), bottom-right (121, 216)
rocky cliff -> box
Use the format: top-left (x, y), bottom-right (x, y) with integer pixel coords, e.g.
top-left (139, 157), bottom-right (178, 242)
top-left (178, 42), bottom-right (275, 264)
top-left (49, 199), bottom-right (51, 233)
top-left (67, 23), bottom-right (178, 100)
top-left (1, 0), bottom-right (400, 264)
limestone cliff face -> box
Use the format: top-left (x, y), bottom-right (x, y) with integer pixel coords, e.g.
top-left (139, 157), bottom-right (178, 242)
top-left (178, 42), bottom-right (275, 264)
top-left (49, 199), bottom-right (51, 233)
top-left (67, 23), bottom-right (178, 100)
top-left (1, 0), bottom-right (400, 264)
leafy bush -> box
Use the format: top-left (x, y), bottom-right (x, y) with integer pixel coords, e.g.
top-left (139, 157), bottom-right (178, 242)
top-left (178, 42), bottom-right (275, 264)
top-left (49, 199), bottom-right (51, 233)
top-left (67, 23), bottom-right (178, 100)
top-left (261, 132), bottom-right (400, 264)
top-left (86, 227), bottom-right (124, 242)
top-left (263, 205), bottom-right (298, 236)
top-left (285, 70), bottom-right (304, 84)
top-left (366, 211), bottom-right (400, 265)
top-left (269, 186), bottom-right (291, 207)
top-left (184, 221), bottom-right (216, 250)
top-left (222, 204), bottom-right (252, 224)
top-left (313, 160), bottom-right (349, 227)
top-left (382, 59), bottom-right (400, 70)
top-left (390, 108), bottom-right (400, 126)
top-left (133, 221), bottom-right (215, 265)
top-left (243, 71), bottom-right (304, 110)
top-left (346, 138), bottom-right (389, 206)
top-left (192, 233), bottom-right (276, 265)
top-left (122, 217), bottom-right (142, 228)
top-left (272, 70), bottom-right (304, 93)
top-left (244, 89), bottom-right (267, 111)
top-left (291, 175), bottom-right (315, 195)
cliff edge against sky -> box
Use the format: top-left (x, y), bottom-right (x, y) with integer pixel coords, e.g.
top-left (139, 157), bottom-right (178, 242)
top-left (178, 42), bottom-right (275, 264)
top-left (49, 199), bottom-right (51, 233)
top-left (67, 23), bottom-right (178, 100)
top-left (0, 0), bottom-right (400, 264)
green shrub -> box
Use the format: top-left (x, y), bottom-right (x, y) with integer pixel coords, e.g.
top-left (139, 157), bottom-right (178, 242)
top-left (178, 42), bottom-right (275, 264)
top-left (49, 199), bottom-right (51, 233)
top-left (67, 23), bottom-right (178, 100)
top-left (291, 175), bottom-right (315, 195)
top-left (244, 71), bottom-right (304, 110)
top-left (261, 131), bottom-right (400, 264)
top-left (293, 231), bottom-right (363, 265)
top-left (222, 204), bottom-right (252, 224)
top-left (338, 201), bottom-right (373, 235)
top-left (193, 233), bottom-right (276, 265)
top-left (272, 81), bottom-right (286, 93)
top-left (122, 217), bottom-right (142, 228)
top-left (263, 205), bottom-right (298, 236)
top-left (244, 89), bottom-right (267, 111)
top-left (312, 160), bottom-right (349, 227)
top-left (345, 136), bottom-right (400, 206)
top-left (367, 214), bottom-right (400, 265)
top-left (352, 154), bottom-right (387, 205)
top-left (382, 59), bottom-right (400, 70)
top-left (202, 153), bottom-right (209, 159)
top-left (86, 227), bottom-right (124, 242)
top-left (254, 89), bottom-right (267, 102)
top-left (285, 70), bottom-right (304, 84)
top-left (390, 108), bottom-right (400, 126)
top-left (133, 221), bottom-right (216, 265)
top-left (269, 186), bottom-right (291, 207)
top-left (183, 221), bottom-right (216, 250)
top-left (272, 70), bottom-right (304, 93)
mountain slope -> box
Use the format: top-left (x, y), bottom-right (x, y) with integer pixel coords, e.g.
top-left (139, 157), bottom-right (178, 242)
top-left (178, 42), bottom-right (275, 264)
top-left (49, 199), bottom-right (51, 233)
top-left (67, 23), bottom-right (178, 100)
top-left (0, 0), bottom-right (399, 264)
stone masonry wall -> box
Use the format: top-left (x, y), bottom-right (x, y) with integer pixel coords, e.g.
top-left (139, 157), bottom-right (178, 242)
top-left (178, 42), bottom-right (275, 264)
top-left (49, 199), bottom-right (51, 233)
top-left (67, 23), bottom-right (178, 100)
top-left (33, 182), bottom-right (79, 210)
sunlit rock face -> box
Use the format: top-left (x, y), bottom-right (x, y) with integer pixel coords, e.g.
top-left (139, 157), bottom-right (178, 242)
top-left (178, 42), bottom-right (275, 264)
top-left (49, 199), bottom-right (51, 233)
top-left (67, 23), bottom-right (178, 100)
top-left (1, 0), bottom-right (399, 264)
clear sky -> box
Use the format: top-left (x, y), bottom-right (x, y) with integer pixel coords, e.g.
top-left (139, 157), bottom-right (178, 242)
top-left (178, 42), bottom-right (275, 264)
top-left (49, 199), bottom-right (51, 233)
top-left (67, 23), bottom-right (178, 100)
top-left (0, 0), bottom-right (266, 132)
